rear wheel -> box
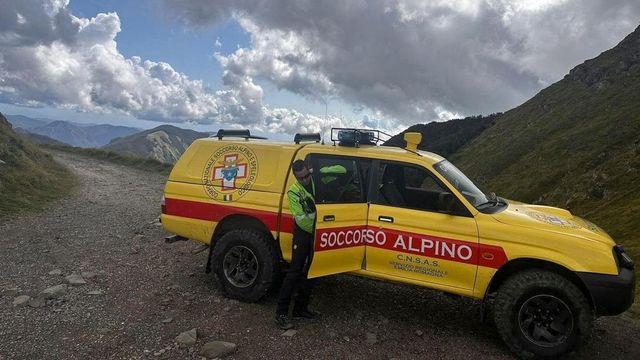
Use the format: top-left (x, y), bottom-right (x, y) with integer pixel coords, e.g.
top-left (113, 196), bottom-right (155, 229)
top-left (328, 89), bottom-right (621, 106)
top-left (493, 270), bottom-right (593, 359)
top-left (212, 229), bottom-right (279, 302)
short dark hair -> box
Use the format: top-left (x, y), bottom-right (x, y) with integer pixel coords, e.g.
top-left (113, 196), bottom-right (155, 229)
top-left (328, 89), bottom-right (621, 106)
top-left (292, 159), bottom-right (307, 172)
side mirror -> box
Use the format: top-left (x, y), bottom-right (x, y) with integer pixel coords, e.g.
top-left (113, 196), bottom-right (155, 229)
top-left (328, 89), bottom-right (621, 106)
top-left (438, 192), bottom-right (456, 213)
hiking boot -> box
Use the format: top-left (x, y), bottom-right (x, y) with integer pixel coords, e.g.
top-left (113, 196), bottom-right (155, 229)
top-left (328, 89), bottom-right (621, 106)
top-left (275, 314), bottom-right (294, 330)
top-left (292, 308), bottom-right (319, 319)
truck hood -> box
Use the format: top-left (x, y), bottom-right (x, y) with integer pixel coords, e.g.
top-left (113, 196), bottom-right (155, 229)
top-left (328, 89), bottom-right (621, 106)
top-left (491, 203), bottom-right (615, 246)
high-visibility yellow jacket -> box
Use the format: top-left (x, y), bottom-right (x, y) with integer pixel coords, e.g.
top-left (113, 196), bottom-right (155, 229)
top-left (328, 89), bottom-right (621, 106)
top-left (287, 180), bottom-right (316, 233)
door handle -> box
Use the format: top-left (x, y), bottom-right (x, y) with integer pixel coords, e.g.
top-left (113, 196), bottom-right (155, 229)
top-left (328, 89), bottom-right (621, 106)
top-left (323, 215), bottom-right (335, 222)
top-left (378, 216), bottom-right (394, 223)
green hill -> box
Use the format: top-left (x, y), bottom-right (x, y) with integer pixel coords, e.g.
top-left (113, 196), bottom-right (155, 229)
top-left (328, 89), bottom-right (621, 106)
top-left (0, 112), bottom-right (76, 218)
top-left (384, 114), bottom-right (498, 157)
top-left (103, 125), bottom-right (209, 164)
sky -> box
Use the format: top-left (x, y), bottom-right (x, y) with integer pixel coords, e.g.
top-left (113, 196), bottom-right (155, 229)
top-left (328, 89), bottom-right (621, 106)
top-left (1, 0), bottom-right (639, 136)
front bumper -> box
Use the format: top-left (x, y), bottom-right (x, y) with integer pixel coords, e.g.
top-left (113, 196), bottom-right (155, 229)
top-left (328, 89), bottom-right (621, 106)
top-left (577, 267), bottom-right (636, 316)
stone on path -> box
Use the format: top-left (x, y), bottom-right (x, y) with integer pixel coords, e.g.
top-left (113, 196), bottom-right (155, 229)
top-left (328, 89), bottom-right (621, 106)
top-left (41, 284), bottom-right (67, 299)
top-left (161, 317), bottom-right (174, 324)
top-left (199, 341), bottom-right (236, 359)
top-left (176, 328), bottom-right (197, 347)
top-left (87, 290), bottom-right (104, 295)
top-left (65, 274), bottom-right (86, 285)
top-left (13, 295), bottom-right (31, 306)
top-left (48, 269), bottom-right (63, 276)
top-left (81, 271), bottom-right (97, 279)
top-left (3, 287), bottom-right (19, 297)
top-left (365, 332), bottom-right (378, 344)
top-left (281, 329), bottom-right (297, 337)
top-left (28, 296), bottom-right (46, 308)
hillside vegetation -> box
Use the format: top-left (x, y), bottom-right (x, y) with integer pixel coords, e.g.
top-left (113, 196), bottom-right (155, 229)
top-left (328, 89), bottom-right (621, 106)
top-left (384, 114), bottom-right (498, 157)
top-left (0, 112), bottom-right (76, 218)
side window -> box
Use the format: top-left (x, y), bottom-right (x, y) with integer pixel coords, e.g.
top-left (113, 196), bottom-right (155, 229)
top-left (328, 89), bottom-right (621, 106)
top-left (376, 162), bottom-right (464, 214)
top-left (308, 155), bottom-right (370, 204)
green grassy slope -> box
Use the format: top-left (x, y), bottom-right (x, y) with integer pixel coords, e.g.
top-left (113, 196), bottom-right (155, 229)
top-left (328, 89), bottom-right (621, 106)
top-left (449, 26), bottom-right (640, 310)
top-left (0, 112), bottom-right (77, 219)
top-left (384, 114), bottom-right (498, 157)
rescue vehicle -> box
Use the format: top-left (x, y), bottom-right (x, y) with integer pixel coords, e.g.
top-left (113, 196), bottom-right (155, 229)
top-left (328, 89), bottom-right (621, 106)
top-left (161, 128), bottom-right (635, 358)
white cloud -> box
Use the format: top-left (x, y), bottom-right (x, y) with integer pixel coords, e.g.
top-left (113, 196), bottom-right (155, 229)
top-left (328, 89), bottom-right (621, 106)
top-left (162, 0), bottom-right (640, 126)
top-left (0, 0), bottom-right (327, 134)
top-left (2, 0), bottom-right (640, 135)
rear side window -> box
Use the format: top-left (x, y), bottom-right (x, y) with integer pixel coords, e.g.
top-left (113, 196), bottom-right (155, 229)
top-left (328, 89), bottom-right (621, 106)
top-left (307, 155), bottom-right (371, 204)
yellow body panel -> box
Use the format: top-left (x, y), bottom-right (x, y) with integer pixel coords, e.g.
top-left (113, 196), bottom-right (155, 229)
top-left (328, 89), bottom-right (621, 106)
top-left (163, 137), bottom-right (622, 302)
top-left (307, 203), bottom-right (368, 278)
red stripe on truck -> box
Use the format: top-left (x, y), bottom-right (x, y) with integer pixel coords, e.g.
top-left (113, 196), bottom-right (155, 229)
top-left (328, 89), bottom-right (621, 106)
top-left (164, 198), bottom-right (507, 269)
top-left (164, 197), bottom-right (295, 233)
top-left (315, 225), bottom-right (508, 269)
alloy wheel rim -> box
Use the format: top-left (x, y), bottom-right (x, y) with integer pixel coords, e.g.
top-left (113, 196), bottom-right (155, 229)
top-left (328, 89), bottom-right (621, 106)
top-left (222, 245), bottom-right (259, 288)
top-left (518, 294), bottom-right (574, 347)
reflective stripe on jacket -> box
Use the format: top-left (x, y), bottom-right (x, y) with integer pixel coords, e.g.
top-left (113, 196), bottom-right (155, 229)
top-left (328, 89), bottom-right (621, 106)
top-left (287, 180), bottom-right (316, 234)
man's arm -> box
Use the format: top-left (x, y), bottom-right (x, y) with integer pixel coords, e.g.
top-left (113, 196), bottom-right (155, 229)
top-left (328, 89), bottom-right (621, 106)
top-left (287, 189), bottom-right (315, 233)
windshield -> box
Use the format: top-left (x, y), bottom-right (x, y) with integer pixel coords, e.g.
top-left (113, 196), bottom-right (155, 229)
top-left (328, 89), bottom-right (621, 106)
top-left (433, 160), bottom-right (489, 207)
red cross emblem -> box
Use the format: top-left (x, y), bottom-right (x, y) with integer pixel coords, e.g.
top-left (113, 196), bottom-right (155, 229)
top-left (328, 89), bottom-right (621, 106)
top-left (212, 154), bottom-right (247, 190)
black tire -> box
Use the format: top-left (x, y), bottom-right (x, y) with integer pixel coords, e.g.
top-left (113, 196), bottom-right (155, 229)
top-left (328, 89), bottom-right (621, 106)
top-left (493, 270), bottom-right (593, 359)
top-left (211, 229), bottom-right (279, 302)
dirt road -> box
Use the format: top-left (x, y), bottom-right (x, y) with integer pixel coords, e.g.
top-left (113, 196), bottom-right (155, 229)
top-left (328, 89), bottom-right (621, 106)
top-left (1, 152), bottom-right (639, 359)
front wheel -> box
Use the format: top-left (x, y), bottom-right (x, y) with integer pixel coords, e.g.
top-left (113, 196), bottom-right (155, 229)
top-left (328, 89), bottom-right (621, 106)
top-left (212, 229), bottom-right (279, 302)
top-left (493, 270), bottom-right (593, 359)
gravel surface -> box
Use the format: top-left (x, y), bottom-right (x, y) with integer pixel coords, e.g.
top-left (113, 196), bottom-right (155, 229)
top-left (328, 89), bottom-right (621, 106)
top-left (1, 151), bottom-right (639, 359)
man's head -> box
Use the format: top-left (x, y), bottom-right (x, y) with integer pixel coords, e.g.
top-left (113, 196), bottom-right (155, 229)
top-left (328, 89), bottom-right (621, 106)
top-left (292, 159), bottom-right (312, 186)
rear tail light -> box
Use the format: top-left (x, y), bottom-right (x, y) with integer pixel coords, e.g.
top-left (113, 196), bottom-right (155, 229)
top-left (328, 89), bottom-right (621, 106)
top-left (614, 245), bottom-right (635, 270)
top-left (161, 195), bottom-right (166, 214)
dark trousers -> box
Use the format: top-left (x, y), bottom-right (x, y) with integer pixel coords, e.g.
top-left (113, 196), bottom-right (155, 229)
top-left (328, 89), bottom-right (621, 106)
top-left (276, 225), bottom-right (316, 315)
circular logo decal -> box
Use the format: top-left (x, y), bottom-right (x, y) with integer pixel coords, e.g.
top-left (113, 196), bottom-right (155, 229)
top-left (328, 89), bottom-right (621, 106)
top-left (524, 210), bottom-right (580, 229)
top-left (202, 144), bottom-right (258, 202)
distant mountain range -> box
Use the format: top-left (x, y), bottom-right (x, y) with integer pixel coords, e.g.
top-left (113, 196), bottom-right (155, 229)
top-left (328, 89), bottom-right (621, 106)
top-left (6, 115), bottom-right (139, 148)
top-left (5, 113), bottom-right (212, 163)
top-left (103, 125), bottom-right (210, 164)
top-left (14, 128), bottom-right (67, 146)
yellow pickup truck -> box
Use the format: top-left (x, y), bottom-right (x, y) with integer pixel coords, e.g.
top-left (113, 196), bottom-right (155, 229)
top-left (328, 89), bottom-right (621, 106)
top-left (161, 128), bottom-right (634, 358)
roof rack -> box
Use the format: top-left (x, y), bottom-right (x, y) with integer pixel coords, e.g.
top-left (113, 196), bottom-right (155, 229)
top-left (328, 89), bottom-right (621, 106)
top-left (330, 128), bottom-right (391, 147)
top-left (294, 133), bottom-right (321, 144)
top-left (214, 129), bottom-right (267, 140)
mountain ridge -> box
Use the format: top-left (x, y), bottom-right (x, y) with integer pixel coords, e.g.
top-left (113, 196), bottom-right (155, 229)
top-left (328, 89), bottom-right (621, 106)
top-left (103, 125), bottom-right (210, 164)
top-left (5, 114), bottom-right (140, 148)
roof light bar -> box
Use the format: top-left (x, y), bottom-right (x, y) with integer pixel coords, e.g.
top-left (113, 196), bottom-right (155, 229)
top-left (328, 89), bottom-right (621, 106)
top-left (294, 133), bottom-right (321, 144)
top-left (330, 128), bottom-right (391, 147)
top-left (215, 129), bottom-right (267, 140)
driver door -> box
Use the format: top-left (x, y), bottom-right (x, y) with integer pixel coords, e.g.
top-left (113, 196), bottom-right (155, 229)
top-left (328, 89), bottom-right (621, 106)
top-left (297, 153), bottom-right (371, 278)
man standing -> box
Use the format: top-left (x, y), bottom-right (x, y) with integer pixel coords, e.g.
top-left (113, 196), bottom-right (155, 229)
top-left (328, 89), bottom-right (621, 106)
top-left (275, 159), bottom-right (318, 330)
